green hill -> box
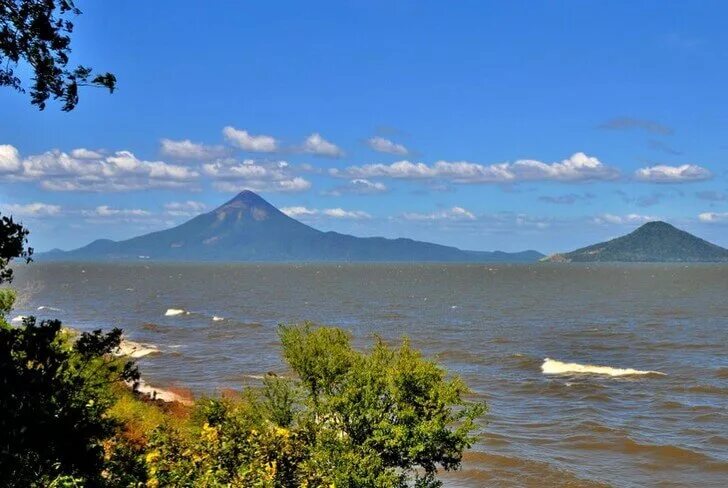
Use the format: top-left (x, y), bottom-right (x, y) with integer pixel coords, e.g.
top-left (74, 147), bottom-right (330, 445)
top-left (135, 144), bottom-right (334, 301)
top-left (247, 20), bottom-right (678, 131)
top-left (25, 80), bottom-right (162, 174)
top-left (546, 221), bottom-right (728, 262)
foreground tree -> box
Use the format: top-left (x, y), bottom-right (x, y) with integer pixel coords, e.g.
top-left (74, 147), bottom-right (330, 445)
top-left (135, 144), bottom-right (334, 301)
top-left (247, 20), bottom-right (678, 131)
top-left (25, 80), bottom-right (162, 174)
top-left (0, 213), bottom-right (32, 284)
top-left (0, 314), bottom-right (139, 486)
top-left (145, 324), bottom-right (486, 487)
top-left (0, 0), bottom-right (116, 110)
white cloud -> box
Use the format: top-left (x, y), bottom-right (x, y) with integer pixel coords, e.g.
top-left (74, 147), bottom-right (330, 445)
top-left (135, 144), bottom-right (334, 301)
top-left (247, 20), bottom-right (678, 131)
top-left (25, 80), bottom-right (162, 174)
top-left (204, 159), bottom-right (311, 193)
top-left (160, 139), bottom-right (226, 159)
top-left (323, 208), bottom-right (371, 219)
top-left (280, 206), bottom-right (371, 220)
top-left (281, 206), bottom-right (318, 218)
top-left (277, 177), bottom-right (312, 192)
top-left (325, 178), bottom-right (387, 196)
top-left (698, 212), bottom-right (728, 223)
top-left (85, 205), bottom-right (151, 218)
top-left (2, 147), bottom-right (199, 192)
top-left (302, 133), bottom-right (343, 158)
top-left (634, 164), bottom-right (712, 182)
top-left (70, 148), bottom-right (104, 159)
top-left (367, 136), bottom-right (408, 155)
top-left (593, 213), bottom-right (657, 225)
top-left (223, 126), bottom-right (278, 153)
top-left (164, 200), bottom-right (208, 217)
top-left (334, 152), bottom-right (618, 183)
top-left (2, 202), bottom-right (62, 217)
top-left (0, 144), bottom-right (21, 173)
top-left (402, 207), bottom-right (476, 221)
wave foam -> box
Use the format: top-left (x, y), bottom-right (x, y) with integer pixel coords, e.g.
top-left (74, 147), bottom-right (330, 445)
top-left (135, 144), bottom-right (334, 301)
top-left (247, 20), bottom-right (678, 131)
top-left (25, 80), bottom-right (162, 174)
top-left (136, 379), bottom-right (193, 405)
top-left (542, 358), bottom-right (665, 377)
top-left (116, 340), bottom-right (160, 358)
top-left (164, 308), bottom-right (189, 316)
top-left (37, 306), bottom-right (63, 312)
top-left (10, 315), bottom-right (26, 324)
top-left (212, 315), bottom-right (225, 322)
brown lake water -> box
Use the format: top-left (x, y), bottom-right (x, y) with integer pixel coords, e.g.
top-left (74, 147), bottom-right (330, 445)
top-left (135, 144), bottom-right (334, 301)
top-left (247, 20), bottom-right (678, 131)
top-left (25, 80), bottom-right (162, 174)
top-left (12, 263), bottom-right (728, 487)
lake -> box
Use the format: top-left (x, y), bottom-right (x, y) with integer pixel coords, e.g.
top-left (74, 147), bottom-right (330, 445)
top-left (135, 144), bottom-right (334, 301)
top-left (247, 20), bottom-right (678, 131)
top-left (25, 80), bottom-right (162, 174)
top-left (11, 263), bottom-right (728, 487)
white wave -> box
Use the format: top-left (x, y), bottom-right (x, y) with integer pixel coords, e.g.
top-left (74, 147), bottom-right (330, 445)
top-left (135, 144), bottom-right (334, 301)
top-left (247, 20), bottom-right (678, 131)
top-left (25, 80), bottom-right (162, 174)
top-left (10, 315), bottom-right (26, 324)
top-left (37, 306), bottom-right (62, 312)
top-left (116, 340), bottom-right (160, 359)
top-left (212, 315), bottom-right (225, 322)
top-left (541, 358), bottom-right (665, 377)
top-left (164, 308), bottom-right (189, 316)
top-left (135, 379), bottom-right (193, 405)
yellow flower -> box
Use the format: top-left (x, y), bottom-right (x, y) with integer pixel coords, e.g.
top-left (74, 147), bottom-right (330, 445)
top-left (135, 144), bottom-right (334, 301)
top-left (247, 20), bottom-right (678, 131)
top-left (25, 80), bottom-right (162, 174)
top-left (202, 422), bottom-right (219, 443)
top-left (274, 426), bottom-right (290, 438)
top-left (145, 450), bottom-right (160, 464)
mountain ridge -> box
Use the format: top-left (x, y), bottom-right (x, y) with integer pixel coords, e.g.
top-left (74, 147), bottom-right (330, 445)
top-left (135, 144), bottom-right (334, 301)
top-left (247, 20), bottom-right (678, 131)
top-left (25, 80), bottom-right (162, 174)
top-left (545, 221), bottom-right (728, 262)
top-left (40, 190), bottom-right (544, 263)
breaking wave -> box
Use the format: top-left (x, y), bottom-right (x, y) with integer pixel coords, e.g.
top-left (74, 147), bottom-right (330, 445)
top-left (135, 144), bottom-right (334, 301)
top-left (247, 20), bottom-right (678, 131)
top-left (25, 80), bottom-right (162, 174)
top-left (135, 379), bottom-right (193, 405)
top-left (164, 308), bottom-right (189, 316)
top-left (37, 305), bottom-right (63, 312)
top-left (115, 339), bottom-right (160, 359)
top-left (541, 358), bottom-right (665, 377)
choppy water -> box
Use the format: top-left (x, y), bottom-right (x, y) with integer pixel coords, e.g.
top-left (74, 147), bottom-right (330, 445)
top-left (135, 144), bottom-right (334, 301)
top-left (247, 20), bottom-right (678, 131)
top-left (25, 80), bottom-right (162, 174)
top-left (11, 263), bottom-right (728, 487)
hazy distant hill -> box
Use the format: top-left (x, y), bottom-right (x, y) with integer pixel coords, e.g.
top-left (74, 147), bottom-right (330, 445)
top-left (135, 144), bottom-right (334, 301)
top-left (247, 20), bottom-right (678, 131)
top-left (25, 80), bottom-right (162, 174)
top-left (545, 221), bottom-right (728, 263)
top-left (42, 191), bottom-right (543, 263)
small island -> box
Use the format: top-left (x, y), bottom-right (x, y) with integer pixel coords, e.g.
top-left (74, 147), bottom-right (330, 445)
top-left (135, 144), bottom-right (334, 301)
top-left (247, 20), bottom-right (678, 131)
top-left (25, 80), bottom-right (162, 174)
top-left (544, 221), bottom-right (728, 263)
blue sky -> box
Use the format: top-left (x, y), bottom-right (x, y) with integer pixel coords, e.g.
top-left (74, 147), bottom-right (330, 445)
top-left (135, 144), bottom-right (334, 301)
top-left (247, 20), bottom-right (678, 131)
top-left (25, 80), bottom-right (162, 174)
top-left (2, 0), bottom-right (728, 253)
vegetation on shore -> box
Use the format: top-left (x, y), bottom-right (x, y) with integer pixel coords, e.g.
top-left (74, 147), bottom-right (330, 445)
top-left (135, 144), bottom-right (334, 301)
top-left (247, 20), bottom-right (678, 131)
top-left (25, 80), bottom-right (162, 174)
top-left (0, 232), bottom-right (485, 487)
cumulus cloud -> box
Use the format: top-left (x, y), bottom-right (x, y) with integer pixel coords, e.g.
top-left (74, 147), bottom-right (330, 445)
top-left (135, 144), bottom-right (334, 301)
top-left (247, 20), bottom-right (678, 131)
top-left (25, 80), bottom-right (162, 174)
top-left (323, 208), bottom-right (371, 219)
top-left (333, 152), bottom-right (618, 183)
top-left (698, 212), bottom-right (728, 223)
top-left (164, 200), bottom-right (208, 217)
top-left (204, 158), bottom-right (311, 193)
top-left (599, 117), bottom-right (673, 135)
top-left (402, 207), bottom-right (476, 221)
top-left (160, 139), bottom-right (226, 159)
top-left (2, 202), bottom-right (62, 218)
top-left (223, 127), bottom-right (278, 153)
top-left (281, 206), bottom-right (318, 218)
top-left (302, 133), bottom-right (343, 158)
top-left (325, 178), bottom-right (387, 196)
top-left (593, 213), bottom-right (657, 225)
top-left (281, 206), bottom-right (370, 220)
top-left (1, 145), bottom-right (199, 192)
top-left (367, 136), bottom-right (408, 155)
top-left (84, 206), bottom-right (151, 218)
top-left (0, 144), bottom-right (21, 173)
top-left (634, 164), bottom-right (712, 183)
top-left (69, 148), bottom-right (104, 159)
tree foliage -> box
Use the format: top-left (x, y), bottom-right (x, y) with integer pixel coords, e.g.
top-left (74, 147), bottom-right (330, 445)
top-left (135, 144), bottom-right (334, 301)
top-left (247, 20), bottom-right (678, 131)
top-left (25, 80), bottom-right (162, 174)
top-left (0, 314), bottom-right (139, 487)
top-left (0, 213), bottom-right (32, 284)
top-left (143, 323), bottom-right (486, 488)
top-left (0, 0), bottom-right (116, 110)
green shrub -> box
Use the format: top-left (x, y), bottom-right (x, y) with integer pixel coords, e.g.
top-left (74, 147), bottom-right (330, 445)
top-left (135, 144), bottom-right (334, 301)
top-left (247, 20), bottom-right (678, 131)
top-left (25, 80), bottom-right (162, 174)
top-left (144, 323), bottom-right (485, 488)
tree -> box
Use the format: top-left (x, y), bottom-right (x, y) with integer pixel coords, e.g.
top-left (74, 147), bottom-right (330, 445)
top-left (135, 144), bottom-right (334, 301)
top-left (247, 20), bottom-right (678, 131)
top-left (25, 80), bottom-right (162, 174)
top-left (0, 213), bottom-right (32, 284)
top-left (0, 316), bottom-right (140, 486)
top-left (0, 0), bottom-right (116, 111)
top-left (144, 323), bottom-right (485, 488)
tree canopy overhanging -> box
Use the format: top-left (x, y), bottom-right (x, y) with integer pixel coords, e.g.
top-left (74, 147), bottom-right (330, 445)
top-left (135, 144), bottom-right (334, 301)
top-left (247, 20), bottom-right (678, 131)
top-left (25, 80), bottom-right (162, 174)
top-left (0, 0), bottom-right (116, 110)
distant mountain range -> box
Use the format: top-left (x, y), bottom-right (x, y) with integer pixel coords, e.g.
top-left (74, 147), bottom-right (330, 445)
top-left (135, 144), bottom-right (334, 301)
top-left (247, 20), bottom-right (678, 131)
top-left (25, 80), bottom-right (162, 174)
top-left (545, 221), bottom-right (728, 263)
top-left (41, 191), bottom-right (543, 263)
